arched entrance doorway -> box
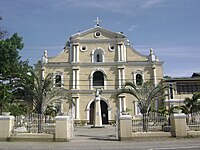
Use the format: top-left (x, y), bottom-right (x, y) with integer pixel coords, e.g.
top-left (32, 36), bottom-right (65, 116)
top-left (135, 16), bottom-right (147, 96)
top-left (89, 100), bottom-right (109, 124)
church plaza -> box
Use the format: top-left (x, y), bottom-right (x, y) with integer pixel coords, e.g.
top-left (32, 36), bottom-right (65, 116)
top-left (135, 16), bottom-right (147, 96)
top-left (0, 126), bottom-right (200, 150)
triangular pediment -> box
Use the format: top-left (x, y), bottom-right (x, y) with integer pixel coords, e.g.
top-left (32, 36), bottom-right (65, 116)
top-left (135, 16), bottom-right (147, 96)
top-left (70, 26), bottom-right (126, 41)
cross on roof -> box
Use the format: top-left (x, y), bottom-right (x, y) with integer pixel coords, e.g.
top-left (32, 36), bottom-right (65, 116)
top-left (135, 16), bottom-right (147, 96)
top-left (94, 17), bottom-right (102, 27)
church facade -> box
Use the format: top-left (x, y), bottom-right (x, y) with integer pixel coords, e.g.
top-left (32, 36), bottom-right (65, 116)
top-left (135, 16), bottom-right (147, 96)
top-left (36, 23), bottom-right (163, 124)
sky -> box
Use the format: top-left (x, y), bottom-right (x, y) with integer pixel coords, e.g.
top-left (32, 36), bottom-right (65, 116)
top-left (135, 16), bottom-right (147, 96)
top-left (0, 0), bottom-right (200, 77)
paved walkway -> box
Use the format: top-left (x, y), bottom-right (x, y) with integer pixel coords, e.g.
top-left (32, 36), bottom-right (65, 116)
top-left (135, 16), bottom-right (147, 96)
top-left (73, 125), bottom-right (118, 141)
top-left (1, 125), bottom-right (200, 150)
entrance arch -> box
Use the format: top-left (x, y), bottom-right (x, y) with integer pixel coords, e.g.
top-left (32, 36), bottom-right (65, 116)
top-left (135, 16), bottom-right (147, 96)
top-left (89, 100), bottom-right (109, 124)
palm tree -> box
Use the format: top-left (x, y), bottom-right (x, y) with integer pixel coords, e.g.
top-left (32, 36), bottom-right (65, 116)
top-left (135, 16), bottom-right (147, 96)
top-left (184, 93), bottom-right (200, 122)
top-left (14, 71), bottom-right (72, 132)
top-left (34, 72), bottom-right (73, 132)
top-left (114, 81), bottom-right (169, 132)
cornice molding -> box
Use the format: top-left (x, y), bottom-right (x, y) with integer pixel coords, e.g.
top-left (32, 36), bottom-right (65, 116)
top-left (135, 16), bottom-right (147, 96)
top-left (44, 60), bottom-right (163, 68)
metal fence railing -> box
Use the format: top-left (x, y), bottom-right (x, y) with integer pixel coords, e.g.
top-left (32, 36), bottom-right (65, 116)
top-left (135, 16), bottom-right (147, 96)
top-left (13, 114), bottom-right (55, 133)
top-left (186, 112), bottom-right (200, 131)
top-left (132, 112), bottom-right (168, 132)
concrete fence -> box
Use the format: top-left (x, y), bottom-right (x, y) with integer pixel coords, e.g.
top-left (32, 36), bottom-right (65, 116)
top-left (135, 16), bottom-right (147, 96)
top-left (1, 113), bottom-right (199, 141)
top-left (118, 113), bottom-right (200, 141)
top-left (170, 113), bottom-right (187, 137)
top-left (55, 116), bottom-right (73, 142)
top-left (0, 115), bottom-right (73, 141)
top-left (0, 116), bottom-right (15, 139)
top-left (118, 115), bottom-right (132, 141)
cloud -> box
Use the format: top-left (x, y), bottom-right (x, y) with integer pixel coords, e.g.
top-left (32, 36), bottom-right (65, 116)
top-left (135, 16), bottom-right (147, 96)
top-left (52, 0), bottom-right (134, 14)
top-left (140, 0), bottom-right (165, 9)
top-left (1, 0), bottom-right (166, 16)
top-left (128, 24), bottom-right (139, 31)
top-left (51, 0), bottom-right (166, 14)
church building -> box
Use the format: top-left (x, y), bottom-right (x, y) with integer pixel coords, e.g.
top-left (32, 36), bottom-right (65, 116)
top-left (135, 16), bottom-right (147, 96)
top-left (36, 20), bottom-right (164, 124)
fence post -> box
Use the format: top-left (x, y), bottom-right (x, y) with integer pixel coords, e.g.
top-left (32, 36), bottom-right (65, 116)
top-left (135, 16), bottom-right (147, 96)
top-left (170, 113), bottom-right (187, 137)
top-left (118, 115), bottom-right (132, 141)
top-left (0, 116), bottom-right (15, 139)
top-left (55, 116), bottom-right (72, 142)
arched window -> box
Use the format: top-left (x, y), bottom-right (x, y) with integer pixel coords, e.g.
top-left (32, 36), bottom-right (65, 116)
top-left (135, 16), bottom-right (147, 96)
top-left (93, 71), bottom-right (104, 87)
top-left (97, 54), bottom-right (100, 62)
top-left (136, 74), bottom-right (143, 86)
top-left (93, 49), bottom-right (103, 62)
top-left (55, 75), bottom-right (62, 87)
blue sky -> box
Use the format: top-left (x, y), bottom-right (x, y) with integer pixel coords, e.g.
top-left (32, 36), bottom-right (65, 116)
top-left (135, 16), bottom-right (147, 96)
top-left (0, 0), bottom-right (200, 77)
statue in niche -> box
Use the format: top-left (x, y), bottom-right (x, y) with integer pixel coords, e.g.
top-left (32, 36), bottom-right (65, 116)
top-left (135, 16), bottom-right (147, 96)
top-left (95, 88), bottom-right (102, 101)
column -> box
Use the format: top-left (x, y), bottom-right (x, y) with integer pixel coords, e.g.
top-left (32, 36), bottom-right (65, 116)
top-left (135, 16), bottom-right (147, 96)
top-left (72, 69), bottom-right (76, 89)
top-left (72, 45), bottom-right (76, 62)
top-left (72, 68), bottom-right (79, 89)
top-left (118, 43), bottom-right (126, 62)
top-left (76, 69), bottom-right (79, 89)
top-left (134, 101), bottom-right (140, 115)
top-left (72, 44), bottom-right (79, 62)
top-left (122, 68), bottom-right (125, 85)
top-left (123, 45), bottom-right (127, 62)
top-left (117, 44), bottom-right (121, 61)
top-left (119, 97), bottom-right (122, 113)
top-left (121, 44), bottom-right (124, 61)
top-left (75, 97), bottom-right (80, 120)
top-left (118, 67), bottom-right (125, 88)
top-left (118, 68), bottom-right (121, 88)
top-left (122, 97), bottom-right (126, 112)
top-left (76, 45), bottom-right (79, 62)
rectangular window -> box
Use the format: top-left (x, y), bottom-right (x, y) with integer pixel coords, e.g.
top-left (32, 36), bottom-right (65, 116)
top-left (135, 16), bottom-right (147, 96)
top-left (187, 84), bottom-right (192, 93)
top-left (196, 83), bottom-right (200, 92)
top-left (177, 82), bottom-right (200, 94)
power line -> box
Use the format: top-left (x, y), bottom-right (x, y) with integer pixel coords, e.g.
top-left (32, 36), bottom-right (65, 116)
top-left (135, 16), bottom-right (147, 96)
top-left (20, 48), bottom-right (200, 54)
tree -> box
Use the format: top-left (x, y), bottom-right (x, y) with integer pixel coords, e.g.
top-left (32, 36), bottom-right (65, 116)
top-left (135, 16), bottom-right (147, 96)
top-left (0, 83), bottom-right (13, 113)
top-left (0, 16), bottom-right (8, 39)
top-left (33, 72), bottom-right (71, 132)
top-left (184, 93), bottom-right (200, 115)
top-left (0, 18), bottom-right (33, 115)
top-left (0, 33), bottom-right (26, 114)
top-left (15, 70), bottom-right (72, 132)
top-left (114, 81), bottom-right (168, 132)
top-left (12, 61), bottom-right (34, 113)
top-left (0, 33), bottom-right (24, 78)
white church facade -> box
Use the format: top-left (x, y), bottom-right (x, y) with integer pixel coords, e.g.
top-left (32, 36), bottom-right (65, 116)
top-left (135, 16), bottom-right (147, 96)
top-left (36, 22), bottom-right (163, 124)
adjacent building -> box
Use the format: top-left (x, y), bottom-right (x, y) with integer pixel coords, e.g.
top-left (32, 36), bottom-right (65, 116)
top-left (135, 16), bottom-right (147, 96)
top-left (164, 73), bottom-right (200, 107)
